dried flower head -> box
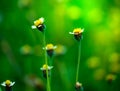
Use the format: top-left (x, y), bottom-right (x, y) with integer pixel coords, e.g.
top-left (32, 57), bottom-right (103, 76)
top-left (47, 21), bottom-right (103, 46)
top-left (75, 82), bottom-right (83, 91)
top-left (40, 64), bottom-right (53, 78)
top-left (1, 80), bottom-right (15, 87)
top-left (69, 28), bottom-right (84, 41)
top-left (43, 44), bottom-right (57, 57)
top-left (32, 17), bottom-right (45, 32)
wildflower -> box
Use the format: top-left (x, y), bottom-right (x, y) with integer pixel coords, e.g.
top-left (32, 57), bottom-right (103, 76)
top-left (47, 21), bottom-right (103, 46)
top-left (32, 17), bottom-right (45, 32)
top-left (54, 44), bottom-right (67, 56)
top-left (1, 80), bottom-right (15, 91)
top-left (75, 82), bottom-right (83, 91)
top-left (20, 44), bottom-right (33, 55)
top-left (43, 44), bottom-right (57, 57)
top-left (40, 64), bottom-right (53, 78)
top-left (106, 74), bottom-right (116, 84)
top-left (69, 28), bottom-right (84, 41)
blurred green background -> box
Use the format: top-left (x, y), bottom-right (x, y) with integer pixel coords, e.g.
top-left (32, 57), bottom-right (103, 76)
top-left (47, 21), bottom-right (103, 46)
top-left (0, 0), bottom-right (120, 91)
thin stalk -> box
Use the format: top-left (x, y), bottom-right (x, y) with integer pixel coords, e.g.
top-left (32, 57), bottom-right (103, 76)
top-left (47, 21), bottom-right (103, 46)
top-left (76, 40), bottom-right (81, 82)
top-left (43, 32), bottom-right (51, 91)
top-left (49, 56), bottom-right (53, 82)
top-left (49, 56), bottom-right (53, 66)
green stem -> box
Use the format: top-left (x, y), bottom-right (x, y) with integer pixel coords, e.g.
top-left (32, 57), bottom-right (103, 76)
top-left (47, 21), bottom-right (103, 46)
top-left (76, 40), bottom-right (81, 82)
top-left (49, 57), bottom-right (53, 82)
top-left (43, 32), bottom-right (51, 91)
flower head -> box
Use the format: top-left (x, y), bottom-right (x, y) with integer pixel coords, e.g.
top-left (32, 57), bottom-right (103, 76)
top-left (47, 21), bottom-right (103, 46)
top-left (40, 64), bottom-right (53, 78)
top-left (32, 17), bottom-right (45, 32)
top-left (20, 44), bottom-right (33, 55)
top-left (75, 82), bottom-right (83, 91)
top-left (1, 80), bottom-right (15, 87)
top-left (40, 64), bottom-right (53, 71)
top-left (69, 28), bottom-right (84, 41)
top-left (43, 44), bottom-right (57, 57)
top-left (54, 44), bottom-right (67, 56)
top-left (106, 74), bottom-right (116, 84)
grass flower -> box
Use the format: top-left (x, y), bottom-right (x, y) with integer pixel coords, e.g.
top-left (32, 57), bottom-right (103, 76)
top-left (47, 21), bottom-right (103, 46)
top-left (31, 17), bottom-right (45, 32)
top-left (69, 28), bottom-right (84, 41)
top-left (75, 82), bottom-right (83, 91)
top-left (43, 44), bottom-right (57, 57)
top-left (40, 64), bottom-right (53, 78)
top-left (1, 80), bottom-right (15, 91)
top-left (69, 28), bottom-right (84, 90)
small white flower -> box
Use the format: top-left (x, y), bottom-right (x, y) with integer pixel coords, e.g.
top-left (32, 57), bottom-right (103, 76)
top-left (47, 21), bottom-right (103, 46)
top-left (40, 64), bottom-right (53, 70)
top-left (1, 80), bottom-right (15, 87)
top-left (69, 28), bottom-right (84, 35)
top-left (31, 25), bottom-right (37, 29)
top-left (43, 44), bottom-right (57, 50)
top-left (39, 17), bottom-right (44, 24)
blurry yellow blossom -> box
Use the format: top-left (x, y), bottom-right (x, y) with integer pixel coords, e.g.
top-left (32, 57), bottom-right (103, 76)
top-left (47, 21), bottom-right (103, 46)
top-left (93, 69), bottom-right (106, 80)
top-left (20, 45), bottom-right (33, 55)
top-left (106, 74), bottom-right (117, 84)
top-left (86, 57), bottom-right (100, 69)
top-left (54, 44), bottom-right (67, 56)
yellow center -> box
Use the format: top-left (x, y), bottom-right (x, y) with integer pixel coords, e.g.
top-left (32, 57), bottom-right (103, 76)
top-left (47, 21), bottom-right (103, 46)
top-left (46, 44), bottom-right (54, 50)
top-left (42, 64), bottom-right (48, 69)
top-left (5, 80), bottom-right (11, 86)
top-left (73, 28), bottom-right (83, 35)
top-left (34, 19), bottom-right (42, 26)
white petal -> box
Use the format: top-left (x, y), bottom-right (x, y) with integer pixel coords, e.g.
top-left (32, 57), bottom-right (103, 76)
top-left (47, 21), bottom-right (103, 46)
top-left (42, 47), bottom-right (46, 50)
top-left (53, 46), bottom-right (57, 49)
top-left (81, 28), bottom-right (84, 32)
top-left (1, 82), bottom-right (6, 86)
top-left (31, 25), bottom-right (36, 29)
top-left (69, 32), bottom-right (74, 34)
top-left (39, 17), bottom-right (44, 23)
top-left (10, 82), bottom-right (15, 86)
top-left (40, 68), bottom-right (44, 70)
top-left (48, 66), bottom-right (53, 70)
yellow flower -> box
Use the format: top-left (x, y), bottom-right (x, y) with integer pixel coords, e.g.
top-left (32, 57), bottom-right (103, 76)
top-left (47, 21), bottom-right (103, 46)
top-left (1, 80), bottom-right (15, 87)
top-left (40, 64), bottom-right (53, 71)
top-left (106, 74), bottom-right (116, 84)
top-left (34, 18), bottom-right (44, 26)
top-left (69, 28), bottom-right (84, 35)
top-left (45, 44), bottom-right (57, 50)
top-left (69, 28), bottom-right (84, 41)
top-left (75, 82), bottom-right (83, 90)
top-left (20, 44), bottom-right (32, 55)
top-left (43, 44), bottom-right (57, 57)
top-left (73, 28), bottom-right (84, 35)
top-left (31, 17), bottom-right (45, 32)
top-left (54, 44), bottom-right (67, 56)
top-left (40, 64), bottom-right (53, 78)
